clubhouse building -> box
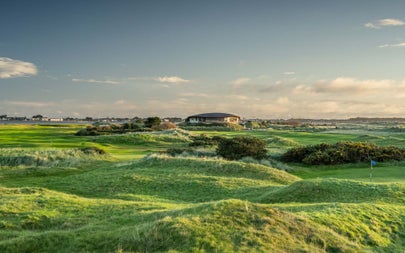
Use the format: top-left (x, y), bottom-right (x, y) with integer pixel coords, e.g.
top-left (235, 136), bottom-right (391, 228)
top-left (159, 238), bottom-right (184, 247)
top-left (185, 112), bottom-right (240, 124)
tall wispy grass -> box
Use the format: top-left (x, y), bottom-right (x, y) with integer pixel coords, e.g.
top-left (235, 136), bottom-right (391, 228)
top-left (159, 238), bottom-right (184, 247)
top-left (93, 129), bottom-right (192, 144)
top-left (0, 148), bottom-right (105, 167)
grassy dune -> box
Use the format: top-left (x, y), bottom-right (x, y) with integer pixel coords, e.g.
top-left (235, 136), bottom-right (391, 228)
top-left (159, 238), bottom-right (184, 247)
top-left (258, 178), bottom-right (405, 204)
top-left (0, 124), bottom-right (405, 252)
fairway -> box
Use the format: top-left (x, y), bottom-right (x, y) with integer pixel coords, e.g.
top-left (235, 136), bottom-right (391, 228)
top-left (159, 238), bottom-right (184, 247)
top-left (0, 124), bottom-right (404, 252)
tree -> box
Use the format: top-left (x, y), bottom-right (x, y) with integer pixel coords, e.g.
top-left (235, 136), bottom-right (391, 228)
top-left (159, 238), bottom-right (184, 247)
top-left (144, 117), bottom-right (161, 128)
top-left (217, 136), bottom-right (268, 160)
top-left (32, 114), bottom-right (43, 120)
top-left (245, 121), bottom-right (261, 129)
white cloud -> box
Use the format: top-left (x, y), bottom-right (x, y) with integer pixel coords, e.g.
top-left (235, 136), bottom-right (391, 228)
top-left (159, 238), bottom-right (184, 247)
top-left (231, 77), bottom-right (251, 88)
top-left (283, 72), bottom-right (295, 75)
top-left (127, 76), bottom-right (151, 81)
top-left (254, 77), bottom-right (405, 118)
top-left (154, 76), bottom-right (191, 84)
top-left (114, 100), bottom-right (126, 105)
top-left (0, 57), bottom-right (38, 79)
top-left (72, 78), bottom-right (120, 85)
top-left (178, 92), bottom-right (209, 97)
top-left (178, 92), bottom-right (249, 101)
top-left (378, 42), bottom-right (405, 48)
top-left (275, 97), bottom-right (290, 105)
top-left (365, 18), bottom-right (405, 29)
top-left (6, 100), bottom-right (54, 108)
top-left (364, 22), bottom-right (379, 29)
top-left (294, 77), bottom-right (394, 95)
top-left (379, 18), bottom-right (405, 26)
top-left (225, 95), bottom-right (249, 100)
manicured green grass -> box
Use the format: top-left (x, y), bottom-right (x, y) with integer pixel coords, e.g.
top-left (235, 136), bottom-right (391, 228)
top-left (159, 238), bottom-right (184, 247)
top-left (290, 161), bottom-right (405, 183)
top-left (0, 124), bottom-right (88, 148)
top-left (0, 124), bottom-right (404, 252)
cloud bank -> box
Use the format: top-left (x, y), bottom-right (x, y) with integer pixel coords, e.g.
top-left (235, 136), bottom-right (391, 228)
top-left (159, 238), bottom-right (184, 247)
top-left (365, 18), bottom-right (405, 29)
top-left (295, 77), bottom-right (394, 94)
top-left (2, 76), bottom-right (405, 119)
top-left (0, 57), bottom-right (38, 79)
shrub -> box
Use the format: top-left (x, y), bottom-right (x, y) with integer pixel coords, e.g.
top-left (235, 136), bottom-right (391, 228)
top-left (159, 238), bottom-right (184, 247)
top-left (153, 121), bottom-right (177, 131)
top-left (122, 122), bottom-right (141, 131)
top-left (189, 135), bottom-right (225, 147)
top-left (216, 136), bottom-right (267, 160)
top-left (144, 117), bottom-right (161, 128)
top-left (281, 141), bottom-right (405, 165)
top-left (79, 147), bottom-right (106, 155)
top-left (75, 128), bottom-right (99, 136)
top-left (166, 148), bottom-right (193, 156)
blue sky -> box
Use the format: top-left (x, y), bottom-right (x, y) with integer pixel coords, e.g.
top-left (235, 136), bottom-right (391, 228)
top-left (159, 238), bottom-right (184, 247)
top-left (1, 0), bottom-right (405, 119)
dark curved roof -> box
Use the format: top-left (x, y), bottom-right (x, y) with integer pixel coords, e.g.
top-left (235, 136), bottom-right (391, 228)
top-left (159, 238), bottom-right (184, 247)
top-left (187, 112), bottom-right (240, 118)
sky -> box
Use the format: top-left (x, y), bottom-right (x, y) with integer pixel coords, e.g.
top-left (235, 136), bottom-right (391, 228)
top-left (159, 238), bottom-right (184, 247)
top-left (1, 0), bottom-right (405, 119)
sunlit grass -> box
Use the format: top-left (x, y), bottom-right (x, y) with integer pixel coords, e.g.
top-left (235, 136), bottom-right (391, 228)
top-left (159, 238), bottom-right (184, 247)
top-left (0, 124), bottom-right (404, 252)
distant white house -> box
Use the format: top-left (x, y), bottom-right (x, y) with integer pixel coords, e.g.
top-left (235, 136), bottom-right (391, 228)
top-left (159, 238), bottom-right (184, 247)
top-left (49, 118), bottom-right (63, 122)
top-left (185, 113), bottom-right (240, 124)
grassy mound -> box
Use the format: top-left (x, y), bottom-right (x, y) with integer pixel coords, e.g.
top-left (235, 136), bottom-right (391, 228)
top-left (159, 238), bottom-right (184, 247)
top-left (92, 130), bottom-right (191, 145)
top-left (1, 189), bottom-right (404, 252)
top-left (258, 178), bottom-right (405, 204)
top-left (267, 136), bottom-right (300, 147)
top-left (0, 186), bottom-right (182, 253)
top-left (121, 156), bottom-right (299, 202)
top-left (0, 199), bottom-right (360, 253)
top-left (116, 199), bottom-right (360, 253)
top-left (302, 203), bottom-right (405, 252)
top-left (1, 155), bottom-right (299, 203)
top-left (137, 155), bottom-right (300, 184)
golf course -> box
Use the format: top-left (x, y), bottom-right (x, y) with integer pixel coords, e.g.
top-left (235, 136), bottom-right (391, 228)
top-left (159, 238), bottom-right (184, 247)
top-left (0, 123), bottom-right (404, 252)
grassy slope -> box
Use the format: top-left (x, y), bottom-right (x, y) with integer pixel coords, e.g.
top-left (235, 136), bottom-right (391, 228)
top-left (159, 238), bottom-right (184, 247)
top-left (0, 124), bottom-right (405, 252)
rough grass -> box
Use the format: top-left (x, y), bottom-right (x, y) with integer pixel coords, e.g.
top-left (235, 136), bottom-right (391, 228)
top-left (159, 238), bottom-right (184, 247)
top-left (93, 129), bottom-right (191, 145)
top-left (1, 155), bottom-right (298, 203)
top-left (0, 193), bottom-right (362, 253)
top-left (114, 200), bottom-right (361, 253)
top-left (257, 178), bottom-right (405, 204)
top-left (0, 148), bottom-right (106, 167)
top-left (1, 124), bottom-right (405, 252)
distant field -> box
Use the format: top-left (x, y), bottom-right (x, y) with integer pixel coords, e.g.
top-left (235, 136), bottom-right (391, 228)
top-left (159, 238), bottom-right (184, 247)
top-left (0, 124), bottom-right (404, 252)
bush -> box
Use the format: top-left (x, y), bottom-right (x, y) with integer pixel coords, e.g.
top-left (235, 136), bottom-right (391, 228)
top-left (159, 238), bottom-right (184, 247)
top-left (122, 122), bottom-right (141, 131)
top-left (216, 136), bottom-right (267, 160)
top-left (166, 148), bottom-right (193, 156)
top-left (75, 128), bottom-right (99, 136)
top-left (189, 135), bottom-right (225, 147)
top-left (153, 121), bottom-right (177, 131)
top-left (281, 141), bottom-right (405, 165)
top-left (79, 147), bottom-right (106, 155)
top-left (144, 117), bottom-right (161, 128)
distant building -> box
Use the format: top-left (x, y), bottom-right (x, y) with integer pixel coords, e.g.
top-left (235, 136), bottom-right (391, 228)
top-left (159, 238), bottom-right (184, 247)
top-left (163, 117), bottom-right (183, 123)
top-left (49, 118), bottom-right (64, 122)
top-left (186, 112), bottom-right (240, 124)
